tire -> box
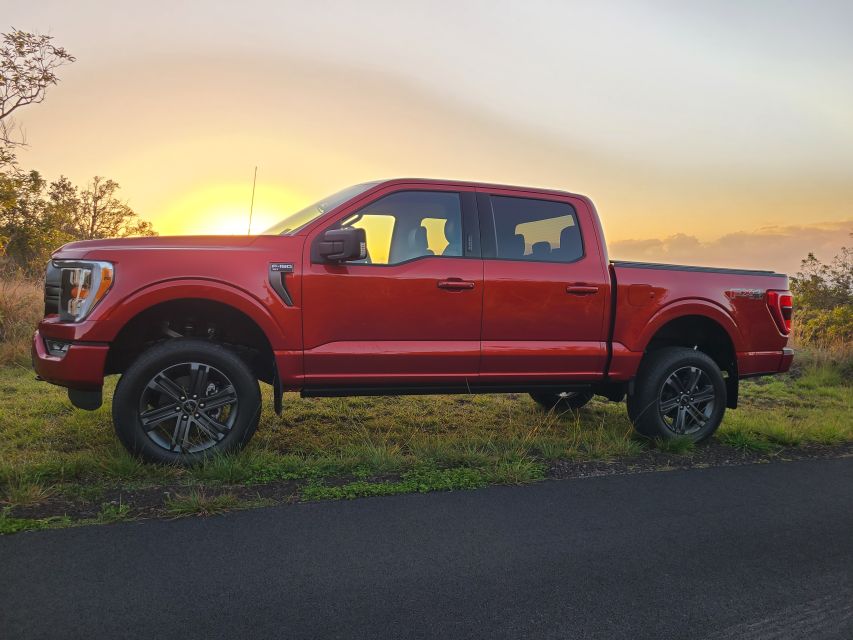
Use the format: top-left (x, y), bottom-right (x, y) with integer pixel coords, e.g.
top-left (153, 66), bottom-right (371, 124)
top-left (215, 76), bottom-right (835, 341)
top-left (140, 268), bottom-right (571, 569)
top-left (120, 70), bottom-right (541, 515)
top-left (530, 390), bottom-right (595, 412)
top-left (627, 347), bottom-right (726, 442)
top-left (112, 339), bottom-right (261, 465)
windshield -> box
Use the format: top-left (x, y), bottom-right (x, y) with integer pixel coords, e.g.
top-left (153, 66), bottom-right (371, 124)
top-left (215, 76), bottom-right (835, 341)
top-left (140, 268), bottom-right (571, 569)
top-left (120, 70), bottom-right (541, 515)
top-left (262, 181), bottom-right (381, 235)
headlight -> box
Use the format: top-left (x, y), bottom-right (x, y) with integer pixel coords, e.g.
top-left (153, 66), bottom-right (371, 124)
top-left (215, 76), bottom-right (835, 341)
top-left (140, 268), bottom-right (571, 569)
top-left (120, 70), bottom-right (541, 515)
top-left (55, 260), bottom-right (114, 322)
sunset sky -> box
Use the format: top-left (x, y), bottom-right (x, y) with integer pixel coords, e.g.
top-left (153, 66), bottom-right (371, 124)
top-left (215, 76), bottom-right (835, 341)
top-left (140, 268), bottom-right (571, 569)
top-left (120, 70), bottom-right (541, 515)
top-left (6, 0), bottom-right (852, 274)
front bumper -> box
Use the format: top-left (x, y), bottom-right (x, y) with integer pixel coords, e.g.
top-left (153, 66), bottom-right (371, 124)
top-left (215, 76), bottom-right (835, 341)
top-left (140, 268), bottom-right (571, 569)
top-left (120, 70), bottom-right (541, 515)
top-left (31, 329), bottom-right (108, 391)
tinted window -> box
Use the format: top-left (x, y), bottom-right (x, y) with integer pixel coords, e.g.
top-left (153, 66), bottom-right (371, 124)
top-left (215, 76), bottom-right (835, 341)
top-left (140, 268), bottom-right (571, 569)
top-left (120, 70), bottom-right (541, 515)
top-left (339, 191), bottom-right (463, 265)
top-left (489, 196), bottom-right (582, 263)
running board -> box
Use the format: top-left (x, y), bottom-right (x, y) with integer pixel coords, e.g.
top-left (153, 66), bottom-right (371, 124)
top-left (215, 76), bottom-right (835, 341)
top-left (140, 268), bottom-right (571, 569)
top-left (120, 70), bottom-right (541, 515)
top-left (301, 383), bottom-right (592, 398)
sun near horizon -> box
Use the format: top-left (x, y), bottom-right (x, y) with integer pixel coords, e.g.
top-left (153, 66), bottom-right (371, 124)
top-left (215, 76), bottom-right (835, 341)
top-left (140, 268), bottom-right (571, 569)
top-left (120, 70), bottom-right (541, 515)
top-left (154, 181), bottom-right (310, 236)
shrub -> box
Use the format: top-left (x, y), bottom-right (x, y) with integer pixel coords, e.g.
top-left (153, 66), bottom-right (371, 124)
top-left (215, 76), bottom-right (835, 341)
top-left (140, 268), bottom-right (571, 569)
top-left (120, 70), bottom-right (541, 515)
top-left (790, 248), bottom-right (851, 355)
top-left (0, 276), bottom-right (42, 364)
top-left (791, 305), bottom-right (852, 349)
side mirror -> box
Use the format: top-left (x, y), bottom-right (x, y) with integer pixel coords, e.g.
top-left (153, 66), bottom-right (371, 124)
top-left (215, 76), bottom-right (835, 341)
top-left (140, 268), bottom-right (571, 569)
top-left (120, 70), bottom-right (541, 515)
top-left (318, 227), bottom-right (367, 262)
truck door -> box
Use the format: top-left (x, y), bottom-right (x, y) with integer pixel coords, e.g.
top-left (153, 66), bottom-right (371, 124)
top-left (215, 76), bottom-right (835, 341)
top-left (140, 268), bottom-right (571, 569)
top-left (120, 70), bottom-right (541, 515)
top-left (301, 186), bottom-right (483, 387)
top-left (477, 189), bottom-right (610, 382)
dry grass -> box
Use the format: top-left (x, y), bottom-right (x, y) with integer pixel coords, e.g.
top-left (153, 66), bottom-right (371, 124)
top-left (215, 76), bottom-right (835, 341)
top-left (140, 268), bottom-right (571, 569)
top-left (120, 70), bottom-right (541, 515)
top-left (0, 276), bottom-right (42, 364)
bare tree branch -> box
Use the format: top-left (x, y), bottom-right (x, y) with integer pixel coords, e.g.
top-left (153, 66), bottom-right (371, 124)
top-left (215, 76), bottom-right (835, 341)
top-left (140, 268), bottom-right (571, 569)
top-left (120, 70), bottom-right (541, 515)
top-left (0, 28), bottom-right (75, 169)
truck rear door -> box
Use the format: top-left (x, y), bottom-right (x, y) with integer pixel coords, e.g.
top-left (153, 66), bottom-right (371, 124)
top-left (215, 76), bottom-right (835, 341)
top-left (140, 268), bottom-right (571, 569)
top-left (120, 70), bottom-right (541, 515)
top-left (476, 188), bottom-right (610, 382)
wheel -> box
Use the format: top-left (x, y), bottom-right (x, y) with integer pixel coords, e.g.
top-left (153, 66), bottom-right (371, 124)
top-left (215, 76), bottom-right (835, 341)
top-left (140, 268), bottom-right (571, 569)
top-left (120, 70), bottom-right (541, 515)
top-left (112, 339), bottom-right (261, 464)
top-left (530, 390), bottom-right (595, 411)
top-left (627, 347), bottom-right (726, 442)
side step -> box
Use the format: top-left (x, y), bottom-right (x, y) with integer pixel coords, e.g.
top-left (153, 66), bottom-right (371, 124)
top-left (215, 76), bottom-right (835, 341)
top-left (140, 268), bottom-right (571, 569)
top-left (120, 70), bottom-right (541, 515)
top-left (301, 383), bottom-right (591, 398)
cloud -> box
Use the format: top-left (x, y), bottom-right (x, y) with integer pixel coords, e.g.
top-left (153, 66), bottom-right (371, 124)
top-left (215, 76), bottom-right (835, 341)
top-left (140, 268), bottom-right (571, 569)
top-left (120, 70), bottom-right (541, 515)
top-left (609, 220), bottom-right (852, 275)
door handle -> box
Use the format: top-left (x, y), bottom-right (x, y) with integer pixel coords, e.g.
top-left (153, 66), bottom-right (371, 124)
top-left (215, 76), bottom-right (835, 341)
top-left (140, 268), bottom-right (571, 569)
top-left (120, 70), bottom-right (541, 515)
top-left (438, 279), bottom-right (475, 291)
top-left (566, 284), bottom-right (599, 295)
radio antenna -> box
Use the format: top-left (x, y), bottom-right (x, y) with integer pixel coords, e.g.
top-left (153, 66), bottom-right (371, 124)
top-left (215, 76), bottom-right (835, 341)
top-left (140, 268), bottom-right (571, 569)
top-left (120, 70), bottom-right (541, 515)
top-left (247, 166), bottom-right (258, 235)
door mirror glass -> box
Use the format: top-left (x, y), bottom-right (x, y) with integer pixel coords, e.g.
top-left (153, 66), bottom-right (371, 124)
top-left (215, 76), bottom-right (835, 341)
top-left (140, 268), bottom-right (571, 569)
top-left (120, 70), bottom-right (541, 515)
top-left (318, 227), bottom-right (367, 262)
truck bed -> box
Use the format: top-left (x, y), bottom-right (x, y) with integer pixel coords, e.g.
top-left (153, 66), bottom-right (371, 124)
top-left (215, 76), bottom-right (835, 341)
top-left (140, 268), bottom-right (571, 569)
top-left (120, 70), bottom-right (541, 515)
top-left (607, 260), bottom-right (791, 381)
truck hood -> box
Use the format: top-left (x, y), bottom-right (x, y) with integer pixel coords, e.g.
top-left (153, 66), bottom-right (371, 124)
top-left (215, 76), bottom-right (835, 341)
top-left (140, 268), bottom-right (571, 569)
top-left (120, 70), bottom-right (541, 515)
top-left (53, 235), bottom-right (263, 259)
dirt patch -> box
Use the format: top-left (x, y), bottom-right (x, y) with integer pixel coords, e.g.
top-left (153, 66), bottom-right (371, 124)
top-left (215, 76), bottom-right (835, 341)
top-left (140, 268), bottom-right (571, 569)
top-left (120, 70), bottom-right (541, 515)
top-left (7, 480), bottom-right (302, 521)
top-left (548, 441), bottom-right (853, 480)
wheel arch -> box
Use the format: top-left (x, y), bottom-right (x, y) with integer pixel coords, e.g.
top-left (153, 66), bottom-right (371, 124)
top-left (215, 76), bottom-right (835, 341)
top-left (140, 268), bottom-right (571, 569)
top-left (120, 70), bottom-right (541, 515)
top-left (103, 281), bottom-right (282, 388)
top-left (637, 305), bottom-right (741, 408)
top-left (638, 300), bottom-right (743, 353)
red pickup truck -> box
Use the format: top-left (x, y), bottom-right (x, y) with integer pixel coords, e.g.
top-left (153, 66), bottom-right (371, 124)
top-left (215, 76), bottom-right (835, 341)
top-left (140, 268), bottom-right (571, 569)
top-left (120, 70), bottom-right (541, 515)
top-left (33, 178), bottom-right (794, 464)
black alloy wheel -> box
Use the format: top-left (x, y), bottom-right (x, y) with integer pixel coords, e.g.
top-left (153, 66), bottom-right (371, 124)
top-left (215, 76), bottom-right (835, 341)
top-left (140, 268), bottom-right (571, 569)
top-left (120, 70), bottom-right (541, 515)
top-left (627, 347), bottom-right (726, 442)
top-left (113, 339), bottom-right (261, 464)
top-left (657, 366), bottom-right (717, 436)
top-left (138, 362), bottom-right (239, 454)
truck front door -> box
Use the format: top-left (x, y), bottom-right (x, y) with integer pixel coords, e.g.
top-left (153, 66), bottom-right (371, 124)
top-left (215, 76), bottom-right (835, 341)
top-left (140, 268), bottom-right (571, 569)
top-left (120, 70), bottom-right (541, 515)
top-left (301, 186), bottom-right (483, 388)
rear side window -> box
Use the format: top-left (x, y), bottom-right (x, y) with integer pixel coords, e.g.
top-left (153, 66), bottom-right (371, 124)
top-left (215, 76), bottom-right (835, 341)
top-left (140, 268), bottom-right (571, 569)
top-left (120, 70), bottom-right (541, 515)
top-left (487, 195), bottom-right (583, 263)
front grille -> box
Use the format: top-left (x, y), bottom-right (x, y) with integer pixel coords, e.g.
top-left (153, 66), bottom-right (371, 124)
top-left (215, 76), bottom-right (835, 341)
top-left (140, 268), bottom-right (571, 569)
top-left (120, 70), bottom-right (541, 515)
top-left (44, 261), bottom-right (61, 316)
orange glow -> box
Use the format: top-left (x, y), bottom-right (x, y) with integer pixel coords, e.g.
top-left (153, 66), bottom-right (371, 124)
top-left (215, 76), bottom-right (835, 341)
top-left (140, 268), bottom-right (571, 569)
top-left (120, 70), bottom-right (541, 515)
top-left (155, 183), bottom-right (310, 236)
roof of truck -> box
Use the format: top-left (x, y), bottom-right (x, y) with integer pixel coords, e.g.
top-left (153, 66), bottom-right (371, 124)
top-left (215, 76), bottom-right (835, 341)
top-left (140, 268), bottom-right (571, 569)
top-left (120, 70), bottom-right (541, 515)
top-left (374, 177), bottom-right (589, 201)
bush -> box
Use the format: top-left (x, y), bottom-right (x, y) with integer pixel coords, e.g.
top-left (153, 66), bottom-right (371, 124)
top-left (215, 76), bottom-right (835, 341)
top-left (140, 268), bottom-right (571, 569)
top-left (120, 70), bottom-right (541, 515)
top-left (790, 248), bottom-right (851, 353)
top-left (792, 305), bottom-right (853, 349)
top-left (0, 276), bottom-right (42, 364)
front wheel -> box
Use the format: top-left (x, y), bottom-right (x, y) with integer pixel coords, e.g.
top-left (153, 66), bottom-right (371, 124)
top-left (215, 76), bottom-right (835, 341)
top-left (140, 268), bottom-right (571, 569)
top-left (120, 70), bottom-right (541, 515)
top-left (112, 339), bottom-right (261, 465)
top-left (627, 347), bottom-right (726, 442)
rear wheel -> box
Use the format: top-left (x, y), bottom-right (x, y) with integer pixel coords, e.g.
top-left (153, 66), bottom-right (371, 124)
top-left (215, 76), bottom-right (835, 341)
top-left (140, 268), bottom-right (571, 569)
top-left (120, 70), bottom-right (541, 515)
top-left (112, 339), bottom-right (261, 465)
top-left (530, 390), bottom-right (595, 412)
top-left (627, 347), bottom-right (726, 442)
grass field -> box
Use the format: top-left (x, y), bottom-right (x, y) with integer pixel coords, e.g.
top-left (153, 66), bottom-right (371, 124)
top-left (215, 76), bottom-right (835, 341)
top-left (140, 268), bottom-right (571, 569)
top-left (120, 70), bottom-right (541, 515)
top-left (1, 349), bottom-right (851, 534)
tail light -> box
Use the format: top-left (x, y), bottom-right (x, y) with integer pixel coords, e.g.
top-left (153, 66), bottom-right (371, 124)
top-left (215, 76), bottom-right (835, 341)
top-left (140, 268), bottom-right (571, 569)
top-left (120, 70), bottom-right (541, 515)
top-left (766, 290), bottom-right (793, 335)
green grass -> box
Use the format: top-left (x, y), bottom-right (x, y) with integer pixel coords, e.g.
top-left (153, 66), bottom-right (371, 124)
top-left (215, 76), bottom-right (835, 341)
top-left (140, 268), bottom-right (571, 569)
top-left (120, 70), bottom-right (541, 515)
top-left (301, 466), bottom-right (493, 501)
top-left (718, 429), bottom-right (779, 452)
top-left (97, 500), bottom-right (131, 523)
top-left (653, 437), bottom-right (696, 454)
top-left (0, 510), bottom-right (72, 535)
top-left (0, 349), bottom-right (850, 532)
top-left (165, 489), bottom-right (240, 517)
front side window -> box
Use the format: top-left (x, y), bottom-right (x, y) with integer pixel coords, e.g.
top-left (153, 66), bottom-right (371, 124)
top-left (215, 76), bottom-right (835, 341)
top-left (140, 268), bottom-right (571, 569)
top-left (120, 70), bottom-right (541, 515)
top-left (489, 195), bottom-right (583, 263)
top-left (338, 191), bottom-right (463, 265)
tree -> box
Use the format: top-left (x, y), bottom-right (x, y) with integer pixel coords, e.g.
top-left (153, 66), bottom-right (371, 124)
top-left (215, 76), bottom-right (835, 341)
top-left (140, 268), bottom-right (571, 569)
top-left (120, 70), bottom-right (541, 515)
top-left (68, 176), bottom-right (155, 240)
top-left (0, 170), bottom-right (74, 272)
top-left (0, 172), bottom-right (156, 275)
top-left (0, 29), bottom-right (75, 169)
top-left (790, 246), bottom-right (852, 310)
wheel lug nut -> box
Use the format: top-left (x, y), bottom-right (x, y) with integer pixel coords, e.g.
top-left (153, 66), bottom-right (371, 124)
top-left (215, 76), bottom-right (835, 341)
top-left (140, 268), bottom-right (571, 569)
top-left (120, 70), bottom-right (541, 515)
top-left (194, 413), bottom-right (199, 417)
top-left (199, 403), bottom-right (205, 408)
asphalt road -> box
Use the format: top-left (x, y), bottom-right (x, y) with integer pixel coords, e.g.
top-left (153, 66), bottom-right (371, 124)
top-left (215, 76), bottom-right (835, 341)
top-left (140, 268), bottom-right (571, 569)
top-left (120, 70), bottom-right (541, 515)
top-left (2, 458), bottom-right (852, 640)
